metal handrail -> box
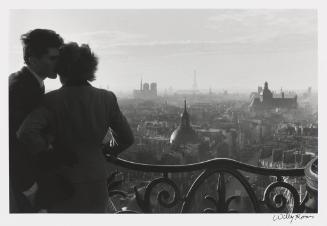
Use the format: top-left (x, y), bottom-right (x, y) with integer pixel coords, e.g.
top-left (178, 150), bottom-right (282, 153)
top-left (105, 155), bottom-right (311, 213)
top-left (105, 155), bottom-right (305, 176)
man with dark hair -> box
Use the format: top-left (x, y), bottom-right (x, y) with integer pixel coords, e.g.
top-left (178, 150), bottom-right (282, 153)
top-left (9, 29), bottom-right (64, 213)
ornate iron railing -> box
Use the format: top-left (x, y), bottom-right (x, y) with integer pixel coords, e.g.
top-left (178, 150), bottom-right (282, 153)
top-left (104, 155), bottom-right (318, 213)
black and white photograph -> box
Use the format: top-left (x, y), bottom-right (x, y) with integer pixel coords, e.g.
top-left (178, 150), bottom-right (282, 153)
top-left (1, 1), bottom-right (326, 225)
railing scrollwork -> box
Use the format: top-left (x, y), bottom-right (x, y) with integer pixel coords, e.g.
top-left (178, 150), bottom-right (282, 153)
top-left (105, 155), bottom-right (317, 213)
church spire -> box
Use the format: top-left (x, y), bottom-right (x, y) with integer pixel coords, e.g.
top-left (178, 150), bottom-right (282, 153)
top-left (181, 99), bottom-right (190, 128)
top-left (184, 99), bottom-right (187, 112)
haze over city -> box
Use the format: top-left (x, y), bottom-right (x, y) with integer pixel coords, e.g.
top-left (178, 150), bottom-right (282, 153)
top-left (9, 9), bottom-right (317, 93)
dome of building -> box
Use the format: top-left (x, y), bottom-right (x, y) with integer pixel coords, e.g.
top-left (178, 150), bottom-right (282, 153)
top-left (262, 81), bottom-right (273, 100)
top-left (170, 100), bottom-right (198, 146)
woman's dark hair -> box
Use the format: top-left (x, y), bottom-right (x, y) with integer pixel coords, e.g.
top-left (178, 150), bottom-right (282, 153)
top-left (57, 42), bottom-right (98, 82)
top-left (21, 29), bottom-right (64, 65)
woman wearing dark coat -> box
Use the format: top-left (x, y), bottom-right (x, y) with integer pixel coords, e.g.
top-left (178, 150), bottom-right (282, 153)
top-left (17, 42), bottom-right (134, 213)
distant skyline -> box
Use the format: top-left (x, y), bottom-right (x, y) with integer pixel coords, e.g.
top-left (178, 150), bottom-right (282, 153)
top-left (9, 9), bottom-right (317, 93)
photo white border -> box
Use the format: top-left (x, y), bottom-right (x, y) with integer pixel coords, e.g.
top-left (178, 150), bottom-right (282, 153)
top-left (0, 1), bottom-right (325, 226)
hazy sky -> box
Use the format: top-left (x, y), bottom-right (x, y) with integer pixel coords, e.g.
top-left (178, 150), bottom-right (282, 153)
top-left (9, 9), bottom-right (317, 93)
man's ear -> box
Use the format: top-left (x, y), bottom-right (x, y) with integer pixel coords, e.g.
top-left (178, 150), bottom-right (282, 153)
top-left (28, 56), bottom-right (36, 67)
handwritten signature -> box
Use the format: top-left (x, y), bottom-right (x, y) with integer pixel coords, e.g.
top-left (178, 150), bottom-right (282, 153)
top-left (272, 213), bottom-right (315, 224)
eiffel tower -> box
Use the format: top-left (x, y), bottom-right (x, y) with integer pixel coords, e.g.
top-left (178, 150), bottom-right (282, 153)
top-left (192, 70), bottom-right (198, 93)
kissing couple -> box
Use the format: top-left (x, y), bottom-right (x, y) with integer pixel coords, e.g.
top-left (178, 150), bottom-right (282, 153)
top-left (9, 29), bottom-right (134, 213)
